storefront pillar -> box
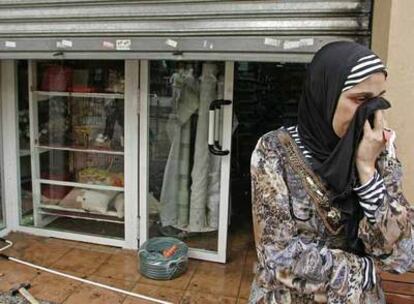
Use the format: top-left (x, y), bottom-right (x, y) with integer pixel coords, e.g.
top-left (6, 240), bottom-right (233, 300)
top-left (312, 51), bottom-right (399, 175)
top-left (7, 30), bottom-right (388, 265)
top-left (372, 0), bottom-right (414, 202)
top-left (1, 60), bottom-right (20, 231)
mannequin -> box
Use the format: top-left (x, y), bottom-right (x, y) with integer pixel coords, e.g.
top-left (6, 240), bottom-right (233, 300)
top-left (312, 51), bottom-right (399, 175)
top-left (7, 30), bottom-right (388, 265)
top-left (169, 62), bottom-right (186, 113)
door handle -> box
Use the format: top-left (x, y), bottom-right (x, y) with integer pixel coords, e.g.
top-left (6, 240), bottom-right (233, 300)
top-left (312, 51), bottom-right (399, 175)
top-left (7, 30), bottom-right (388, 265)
top-left (208, 99), bottom-right (232, 156)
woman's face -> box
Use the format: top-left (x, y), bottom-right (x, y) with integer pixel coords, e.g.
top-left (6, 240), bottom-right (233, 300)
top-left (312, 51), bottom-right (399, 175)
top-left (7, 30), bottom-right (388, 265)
top-left (332, 72), bottom-right (387, 138)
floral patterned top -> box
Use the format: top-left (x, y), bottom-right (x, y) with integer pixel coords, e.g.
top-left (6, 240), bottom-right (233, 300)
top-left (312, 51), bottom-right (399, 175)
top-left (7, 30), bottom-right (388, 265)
top-left (249, 126), bottom-right (414, 304)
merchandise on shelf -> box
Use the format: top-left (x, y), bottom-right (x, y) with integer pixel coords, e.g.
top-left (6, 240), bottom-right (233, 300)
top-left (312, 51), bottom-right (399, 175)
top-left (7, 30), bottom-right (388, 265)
top-left (41, 65), bottom-right (73, 92)
top-left (41, 172), bottom-right (72, 200)
top-left (77, 167), bottom-right (124, 187)
top-left (77, 189), bottom-right (118, 214)
top-left (105, 68), bottom-right (125, 93)
top-left (111, 193), bottom-right (124, 218)
top-left (31, 60), bottom-right (127, 228)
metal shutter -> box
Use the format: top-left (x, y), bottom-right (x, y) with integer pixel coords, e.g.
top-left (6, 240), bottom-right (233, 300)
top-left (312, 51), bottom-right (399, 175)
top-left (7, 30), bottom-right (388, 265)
top-left (0, 0), bottom-right (372, 56)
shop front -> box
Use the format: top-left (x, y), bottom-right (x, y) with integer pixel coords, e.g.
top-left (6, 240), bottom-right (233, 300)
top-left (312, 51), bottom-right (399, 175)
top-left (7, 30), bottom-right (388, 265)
top-left (0, 0), bottom-right (372, 263)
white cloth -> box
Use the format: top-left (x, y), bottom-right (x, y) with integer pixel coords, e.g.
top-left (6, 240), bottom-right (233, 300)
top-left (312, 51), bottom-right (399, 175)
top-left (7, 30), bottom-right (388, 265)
top-left (188, 63), bottom-right (219, 231)
top-left (160, 63), bottom-right (226, 233)
top-left (160, 68), bottom-right (199, 227)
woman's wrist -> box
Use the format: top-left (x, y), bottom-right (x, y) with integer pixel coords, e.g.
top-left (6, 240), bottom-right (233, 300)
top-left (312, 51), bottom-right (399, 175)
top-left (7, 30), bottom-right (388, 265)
top-left (356, 162), bottom-right (376, 184)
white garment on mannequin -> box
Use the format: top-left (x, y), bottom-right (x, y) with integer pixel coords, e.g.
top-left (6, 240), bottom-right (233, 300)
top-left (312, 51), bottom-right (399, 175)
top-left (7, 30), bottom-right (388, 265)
top-left (169, 67), bottom-right (185, 113)
top-left (160, 63), bottom-right (228, 233)
top-left (188, 63), bottom-right (219, 232)
top-left (160, 65), bottom-right (199, 228)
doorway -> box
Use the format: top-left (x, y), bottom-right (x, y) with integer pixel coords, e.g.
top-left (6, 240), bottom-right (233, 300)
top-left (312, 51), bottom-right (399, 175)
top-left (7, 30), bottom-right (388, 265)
top-left (228, 61), bottom-right (308, 246)
top-left (139, 59), bottom-right (309, 263)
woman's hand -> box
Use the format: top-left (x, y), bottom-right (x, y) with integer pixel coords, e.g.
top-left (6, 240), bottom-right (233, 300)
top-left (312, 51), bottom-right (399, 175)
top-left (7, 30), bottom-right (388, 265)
top-left (355, 110), bottom-right (387, 184)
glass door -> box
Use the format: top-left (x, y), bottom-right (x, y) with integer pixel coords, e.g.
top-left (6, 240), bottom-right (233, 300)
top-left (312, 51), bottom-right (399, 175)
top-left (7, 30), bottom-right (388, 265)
top-left (140, 60), bottom-right (234, 262)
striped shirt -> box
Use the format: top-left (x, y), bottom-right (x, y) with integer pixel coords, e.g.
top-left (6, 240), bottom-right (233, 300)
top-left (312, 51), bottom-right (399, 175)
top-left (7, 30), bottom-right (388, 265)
top-left (353, 170), bottom-right (386, 224)
top-left (342, 54), bottom-right (386, 92)
top-left (285, 125), bottom-right (313, 160)
top-left (286, 125), bottom-right (385, 225)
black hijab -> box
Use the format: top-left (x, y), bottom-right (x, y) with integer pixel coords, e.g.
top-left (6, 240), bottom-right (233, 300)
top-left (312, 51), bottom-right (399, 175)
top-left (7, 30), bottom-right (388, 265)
top-left (297, 41), bottom-right (390, 255)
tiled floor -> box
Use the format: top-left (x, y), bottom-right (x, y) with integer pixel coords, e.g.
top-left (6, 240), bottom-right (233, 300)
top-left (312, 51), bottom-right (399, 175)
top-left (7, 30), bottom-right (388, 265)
top-left (0, 232), bottom-right (413, 304)
top-left (0, 232), bottom-right (255, 304)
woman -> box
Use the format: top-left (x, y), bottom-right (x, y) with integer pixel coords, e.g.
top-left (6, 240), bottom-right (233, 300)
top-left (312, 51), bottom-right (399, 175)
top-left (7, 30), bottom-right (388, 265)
top-left (249, 41), bottom-right (414, 303)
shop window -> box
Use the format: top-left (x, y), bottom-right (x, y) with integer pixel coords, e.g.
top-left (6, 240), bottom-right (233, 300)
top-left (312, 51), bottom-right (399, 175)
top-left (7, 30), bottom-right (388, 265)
top-left (17, 60), bottom-right (125, 239)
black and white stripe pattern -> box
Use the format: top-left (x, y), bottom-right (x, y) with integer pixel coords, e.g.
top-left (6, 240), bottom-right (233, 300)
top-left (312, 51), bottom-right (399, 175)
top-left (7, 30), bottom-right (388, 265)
top-left (353, 170), bottom-right (386, 224)
top-left (286, 125), bottom-right (312, 159)
top-left (361, 256), bottom-right (377, 291)
top-left (342, 54), bottom-right (386, 92)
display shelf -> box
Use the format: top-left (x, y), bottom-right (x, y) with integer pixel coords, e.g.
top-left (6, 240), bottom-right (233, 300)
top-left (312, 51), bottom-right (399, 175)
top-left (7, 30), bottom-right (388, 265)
top-left (39, 179), bottom-right (124, 192)
top-left (20, 149), bottom-right (30, 157)
top-left (20, 176), bottom-right (32, 184)
top-left (20, 149), bottom-right (49, 156)
top-left (34, 91), bottom-right (124, 99)
top-left (38, 205), bottom-right (123, 224)
top-left (36, 145), bottom-right (124, 155)
top-left (24, 60), bottom-right (129, 244)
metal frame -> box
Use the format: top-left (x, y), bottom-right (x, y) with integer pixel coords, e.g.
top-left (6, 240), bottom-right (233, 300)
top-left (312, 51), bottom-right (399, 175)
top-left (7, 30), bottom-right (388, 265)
top-left (28, 60), bottom-right (45, 227)
top-left (138, 60), bottom-right (149, 249)
top-left (123, 59), bottom-right (140, 249)
top-left (0, 60), bottom-right (5, 231)
top-left (0, 228), bottom-right (9, 237)
top-left (0, 59), bottom-right (141, 248)
top-left (138, 59), bottom-right (234, 263)
top-left (1, 60), bottom-right (20, 232)
top-left (0, 36), bottom-right (368, 56)
top-left (17, 225), bottom-right (126, 247)
top-left (0, 51), bottom-right (314, 63)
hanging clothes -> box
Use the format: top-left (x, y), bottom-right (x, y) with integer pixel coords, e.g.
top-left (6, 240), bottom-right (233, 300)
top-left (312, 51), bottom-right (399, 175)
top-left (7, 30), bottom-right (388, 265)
top-left (160, 66), bottom-right (199, 228)
top-left (188, 62), bottom-right (220, 232)
top-left (161, 62), bottom-right (227, 233)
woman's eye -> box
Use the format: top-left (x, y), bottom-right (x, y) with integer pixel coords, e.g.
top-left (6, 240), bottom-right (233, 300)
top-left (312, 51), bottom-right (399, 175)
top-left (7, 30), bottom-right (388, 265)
top-left (353, 97), bottom-right (366, 103)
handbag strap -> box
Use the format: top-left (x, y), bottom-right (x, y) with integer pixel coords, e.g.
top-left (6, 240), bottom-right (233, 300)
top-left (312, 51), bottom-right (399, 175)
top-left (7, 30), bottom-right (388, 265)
top-left (277, 129), bottom-right (344, 235)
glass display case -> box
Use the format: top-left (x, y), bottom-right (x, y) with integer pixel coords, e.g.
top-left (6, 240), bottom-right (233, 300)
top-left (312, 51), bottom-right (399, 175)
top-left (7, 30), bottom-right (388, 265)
top-left (20, 60), bottom-right (126, 238)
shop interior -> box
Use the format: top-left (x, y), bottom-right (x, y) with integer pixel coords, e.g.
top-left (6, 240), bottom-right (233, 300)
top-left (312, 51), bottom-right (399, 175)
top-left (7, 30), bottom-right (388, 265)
top-left (12, 59), bottom-right (307, 257)
top-left (17, 60), bottom-right (126, 237)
